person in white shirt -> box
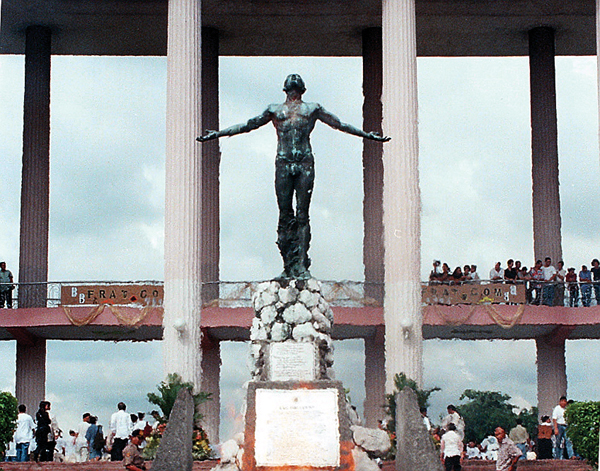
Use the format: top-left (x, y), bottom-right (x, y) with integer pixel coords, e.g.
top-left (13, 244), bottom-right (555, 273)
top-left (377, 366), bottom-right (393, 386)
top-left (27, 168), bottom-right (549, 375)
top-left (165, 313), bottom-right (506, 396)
top-left (420, 407), bottom-right (431, 432)
top-left (109, 402), bottom-right (133, 461)
top-left (541, 257), bottom-right (558, 306)
top-left (480, 434), bottom-right (499, 460)
top-left (552, 396), bottom-right (572, 459)
top-left (74, 412), bottom-right (91, 462)
top-left (133, 412), bottom-right (148, 449)
top-left (465, 441), bottom-right (481, 459)
top-left (489, 262), bottom-right (504, 281)
top-left (555, 260), bottom-right (566, 306)
top-left (441, 405), bottom-right (465, 439)
top-left (14, 404), bottom-right (35, 462)
top-left (440, 423), bottom-right (463, 470)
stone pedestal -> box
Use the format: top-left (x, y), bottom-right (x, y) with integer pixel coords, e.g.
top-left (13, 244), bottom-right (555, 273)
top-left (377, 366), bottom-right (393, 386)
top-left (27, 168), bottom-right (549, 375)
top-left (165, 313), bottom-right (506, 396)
top-left (213, 278), bottom-right (390, 471)
top-left (242, 381), bottom-right (353, 471)
top-left (248, 279), bottom-right (334, 380)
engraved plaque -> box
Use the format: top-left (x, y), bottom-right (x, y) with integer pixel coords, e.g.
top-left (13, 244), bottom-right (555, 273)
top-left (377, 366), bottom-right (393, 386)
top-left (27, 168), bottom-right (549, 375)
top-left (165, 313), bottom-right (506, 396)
top-left (268, 342), bottom-right (317, 381)
top-left (254, 388), bottom-right (340, 467)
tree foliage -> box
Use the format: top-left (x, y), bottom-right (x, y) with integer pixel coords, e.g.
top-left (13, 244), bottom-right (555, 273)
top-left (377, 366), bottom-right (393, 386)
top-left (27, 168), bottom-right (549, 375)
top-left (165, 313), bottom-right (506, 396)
top-left (147, 373), bottom-right (211, 425)
top-left (565, 401), bottom-right (600, 465)
top-left (384, 373), bottom-right (441, 434)
top-left (0, 391), bottom-right (18, 455)
top-left (459, 389), bottom-right (537, 444)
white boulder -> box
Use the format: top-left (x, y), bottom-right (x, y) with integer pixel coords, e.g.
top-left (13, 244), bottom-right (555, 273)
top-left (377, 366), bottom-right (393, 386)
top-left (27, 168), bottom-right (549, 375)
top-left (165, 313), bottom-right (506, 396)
top-left (270, 322), bottom-right (291, 341)
top-left (282, 303), bottom-right (312, 324)
top-left (292, 322), bottom-right (319, 341)
top-left (351, 425), bottom-right (391, 454)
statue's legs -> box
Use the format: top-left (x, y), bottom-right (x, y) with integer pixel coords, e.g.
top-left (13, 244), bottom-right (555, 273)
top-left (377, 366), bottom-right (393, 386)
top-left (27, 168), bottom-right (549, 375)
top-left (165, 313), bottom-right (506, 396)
top-left (293, 163), bottom-right (314, 278)
top-left (275, 161), bottom-right (299, 277)
top-left (275, 159), bottom-right (314, 279)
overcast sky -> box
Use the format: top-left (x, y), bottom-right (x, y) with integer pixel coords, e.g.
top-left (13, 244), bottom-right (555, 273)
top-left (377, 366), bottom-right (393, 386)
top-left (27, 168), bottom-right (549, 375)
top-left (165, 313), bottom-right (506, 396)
top-left (1, 53), bottom-right (600, 441)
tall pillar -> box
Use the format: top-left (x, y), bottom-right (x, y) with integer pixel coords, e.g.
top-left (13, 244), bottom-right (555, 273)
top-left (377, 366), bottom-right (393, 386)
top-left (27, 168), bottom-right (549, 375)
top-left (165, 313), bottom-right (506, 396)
top-left (199, 333), bottom-right (220, 442)
top-left (16, 340), bottom-right (46, 413)
top-left (536, 335), bottom-right (567, 417)
top-left (19, 25), bottom-right (51, 308)
top-left (529, 27), bottom-right (562, 264)
top-left (16, 25), bottom-right (51, 410)
top-left (163, 0), bottom-right (203, 388)
top-left (382, 0), bottom-right (422, 390)
top-left (201, 27), bottom-right (220, 305)
top-left (362, 27), bottom-right (384, 305)
top-left (363, 327), bottom-right (386, 428)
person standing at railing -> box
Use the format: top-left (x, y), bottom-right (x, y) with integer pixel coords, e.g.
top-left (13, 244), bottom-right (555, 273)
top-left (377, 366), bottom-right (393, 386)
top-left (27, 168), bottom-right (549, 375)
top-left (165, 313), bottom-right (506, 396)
top-left (566, 267), bottom-right (579, 307)
top-left (555, 261), bottom-right (566, 306)
top-left (430, 260), bottom-right (443, 283)
top-left (579, 265), bottom-right (592, 307)
top-left (541, 257), bottom-right (557, 306)
top-left (529, 260), bottom-right (544, 305)
top-left (470, 265), bottom-right (480, 281)
top-left (489, 262), bottom-right (504, 281)
top-left (0, 262), bottom-right (14, 308)
top-left (591, 259), bottom-right (600, 305)
top-left (504, 259), bottom-right (517, 283)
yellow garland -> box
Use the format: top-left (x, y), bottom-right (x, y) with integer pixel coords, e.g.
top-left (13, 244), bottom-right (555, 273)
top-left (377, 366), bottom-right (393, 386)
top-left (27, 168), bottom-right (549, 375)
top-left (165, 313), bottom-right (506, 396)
top-left (430, 303), bottom-right (525, 329)
top-left (483, 304), bottom-right (526, 329)
top-left (107, 304), bottom-right (159, 326)
top-left (61, 304), bottom-right (161, 327)
top-left (430, 305), bottom-right (478, 325)
top-left (62, 304), bottom-right (106, 326)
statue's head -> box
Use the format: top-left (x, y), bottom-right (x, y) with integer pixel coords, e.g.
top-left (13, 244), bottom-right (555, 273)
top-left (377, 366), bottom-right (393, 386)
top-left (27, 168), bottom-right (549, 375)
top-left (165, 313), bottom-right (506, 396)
top-left (283, 74), bottom-right (306, 94)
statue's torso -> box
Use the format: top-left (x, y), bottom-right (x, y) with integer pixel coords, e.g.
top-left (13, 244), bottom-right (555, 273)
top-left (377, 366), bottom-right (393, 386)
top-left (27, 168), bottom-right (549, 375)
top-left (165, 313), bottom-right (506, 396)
top-left (270, 101), bottom-right (319, 162)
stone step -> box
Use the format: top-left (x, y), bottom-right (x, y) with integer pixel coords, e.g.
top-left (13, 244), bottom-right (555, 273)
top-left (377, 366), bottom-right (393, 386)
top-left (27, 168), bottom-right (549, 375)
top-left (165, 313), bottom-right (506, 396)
top-left (381, 459), bottom-right (593, 471)
top-left (454, 460), bottom-right (591, 471)
top-left (3, 458), bottom-right (591, 471)
top-left (0, 461), bottom-right (216, 471)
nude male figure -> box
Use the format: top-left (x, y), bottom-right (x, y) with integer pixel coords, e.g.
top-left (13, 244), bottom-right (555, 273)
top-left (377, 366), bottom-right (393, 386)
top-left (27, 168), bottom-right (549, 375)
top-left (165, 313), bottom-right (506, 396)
top-left (197, 74), bottom-right (389, 279)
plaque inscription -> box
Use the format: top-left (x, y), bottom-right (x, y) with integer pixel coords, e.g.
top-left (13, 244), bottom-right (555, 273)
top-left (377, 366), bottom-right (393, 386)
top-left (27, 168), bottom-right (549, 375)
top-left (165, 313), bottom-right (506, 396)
top-left (268, 342), bottom-right (317, 381)
top-left (254, 388), bottom-right (340, 467)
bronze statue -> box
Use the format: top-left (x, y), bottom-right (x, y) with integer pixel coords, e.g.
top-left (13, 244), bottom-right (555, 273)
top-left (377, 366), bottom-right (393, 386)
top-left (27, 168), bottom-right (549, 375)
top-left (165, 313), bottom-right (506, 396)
top-left (197, 74), bottom-right (390, 280)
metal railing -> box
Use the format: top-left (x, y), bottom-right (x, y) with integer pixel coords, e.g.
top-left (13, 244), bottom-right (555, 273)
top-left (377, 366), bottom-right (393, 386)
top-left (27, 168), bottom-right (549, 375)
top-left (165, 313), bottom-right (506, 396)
top-left (1, 279), bottom-right (598, 309)
top-left (0, 280), bottom-right (382, 309)
top-left (423, 279), bottom-right (600, 307)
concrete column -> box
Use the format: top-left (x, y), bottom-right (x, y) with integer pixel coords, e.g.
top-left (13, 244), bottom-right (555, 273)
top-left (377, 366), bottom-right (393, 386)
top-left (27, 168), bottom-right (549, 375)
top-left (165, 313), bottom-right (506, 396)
top-left (536, 335), bottom-right (567, 417)
top-left (382, 0), bottom-right (423, 390)
top-left (16, 25), bottom-right (51, 410)
top-left (199, 333), bottom-right (220, 442)
top-left (19, 25), bottom-right (51, 308)
top-left (163, 0), bottom-right (203, 388)
top-left (529, 27), bottom-right (562, 264)
top-left (362, 27), bottom-right (384, 305)
top-left (201, 27), bottom-right (220, 305)
top-left (363, 327), bottom-right (386, 428)
top-left (16, 339), bottom-right (46, 413)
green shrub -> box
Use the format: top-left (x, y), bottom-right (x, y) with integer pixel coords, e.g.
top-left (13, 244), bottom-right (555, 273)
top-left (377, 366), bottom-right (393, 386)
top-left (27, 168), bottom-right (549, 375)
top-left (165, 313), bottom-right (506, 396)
top-left (383, 373), bottom-right (440, 434)
top-left (147, 373), bottom-right (211, 424)
top-left (0, 391), bottom-right (18, 455)
top-left (565, 401), bottom-right (600, 465)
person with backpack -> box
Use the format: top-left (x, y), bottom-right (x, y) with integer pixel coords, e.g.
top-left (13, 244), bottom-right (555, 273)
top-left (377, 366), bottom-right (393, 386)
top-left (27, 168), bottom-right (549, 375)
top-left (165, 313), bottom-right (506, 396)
top-left (85, 416), bottom-right (105, 461)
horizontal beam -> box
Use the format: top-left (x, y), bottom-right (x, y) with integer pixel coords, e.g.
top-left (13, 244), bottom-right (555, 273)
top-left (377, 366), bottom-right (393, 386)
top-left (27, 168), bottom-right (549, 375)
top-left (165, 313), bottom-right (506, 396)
top-left (0, 304), bottom-right (599, 342)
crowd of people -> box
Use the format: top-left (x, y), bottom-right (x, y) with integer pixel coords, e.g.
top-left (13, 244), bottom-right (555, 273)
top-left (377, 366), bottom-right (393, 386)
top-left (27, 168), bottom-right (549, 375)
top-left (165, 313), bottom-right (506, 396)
top-left (5, 400), bottom-right (154, 470)
top-left (422, 397), bottom-right (578, 471)
top-left (429, 257), bottom-right (600, 307)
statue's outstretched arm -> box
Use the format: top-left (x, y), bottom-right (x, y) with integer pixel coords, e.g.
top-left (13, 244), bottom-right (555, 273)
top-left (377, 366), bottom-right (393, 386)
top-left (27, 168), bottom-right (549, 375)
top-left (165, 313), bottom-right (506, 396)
top-left (197, 108), bottom-right (271, 142)
top-left (317, 106), bottom-right (391, 142)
